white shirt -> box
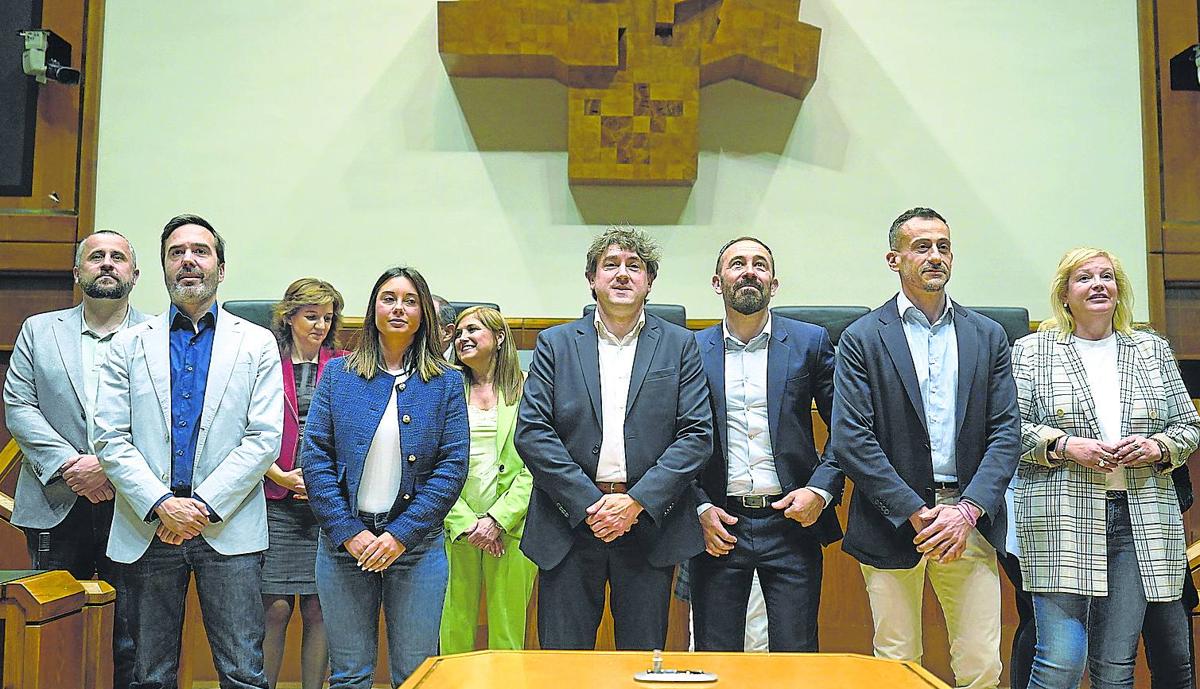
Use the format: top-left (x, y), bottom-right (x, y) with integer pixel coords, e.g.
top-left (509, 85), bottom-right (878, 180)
top-left (81, 309), bottom-right (132, 454)
top-left (896, 291), bottom-right (959, 482)
top-left (595, 309), bottom-right (646, 483)
top-left (1074, 333), bottom-right (1126, 491)
top-left (357, 368), bottom-right (410, 513)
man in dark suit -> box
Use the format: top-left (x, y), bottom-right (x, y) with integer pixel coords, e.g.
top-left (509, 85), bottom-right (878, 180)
top-left (690, 237), bottom-right (843, 652)
top-left (516, 227), bottom-right (713, 650)
top-left (831, 208), bottom-right (1020, 689)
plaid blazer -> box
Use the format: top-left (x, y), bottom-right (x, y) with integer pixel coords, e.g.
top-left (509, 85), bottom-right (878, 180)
top-left (1012, 329), bottom-right (1200, 601)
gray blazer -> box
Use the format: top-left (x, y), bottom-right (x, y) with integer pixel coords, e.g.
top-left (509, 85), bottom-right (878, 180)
top-left (4, 304), bottom-right (150, 529)
top-left (94, 308), bottom-right (283, 563)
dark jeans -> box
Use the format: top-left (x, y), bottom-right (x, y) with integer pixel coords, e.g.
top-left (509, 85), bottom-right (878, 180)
top-left (1143, 573), bottom-right (1196, 689)
top-left (999, 552), bottom-right (1036, 689)
top-left (1028, 496), bottom-right (1146, 689)
top-left (23, 498), bottom-right (134, 689)
top-left (537, 521), bottom-right (675, 650)
top-left (690, 504), bottom-right (823, 652)
top-left (123, 537), bottom-right (268, 689)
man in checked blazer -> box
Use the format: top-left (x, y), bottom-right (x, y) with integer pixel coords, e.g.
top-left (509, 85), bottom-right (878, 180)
top-left (4, 230), bottom-right (147, 689)
top-left (95, 214), bottom-right (283, 689)
top-left (831, 208), bottom-right (1021, 689)
top-left (516, 227), bottom-right (713, 651)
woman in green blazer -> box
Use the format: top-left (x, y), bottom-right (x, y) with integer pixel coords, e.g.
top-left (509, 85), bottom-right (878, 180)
top-left (440, 306), bottom-right (537, 653)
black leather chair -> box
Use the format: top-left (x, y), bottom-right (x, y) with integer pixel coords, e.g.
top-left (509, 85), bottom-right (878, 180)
top-left (450, 301), bottom-right (500, 318)
top-left (770, 306), bottom-right (870, 346)
top-left (582, 303), bottom-right (687, 329)
top-left (968, 306), bottom-right (1032, 346)
top-left (222, 299), bottom-right (277, 330)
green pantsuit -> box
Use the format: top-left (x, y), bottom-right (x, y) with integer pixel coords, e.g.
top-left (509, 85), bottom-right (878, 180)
top-left (440, 395), bottom-right (537, 654)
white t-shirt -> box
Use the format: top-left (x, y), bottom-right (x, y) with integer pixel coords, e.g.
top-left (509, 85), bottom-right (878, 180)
top-left (1074, 334), bottom-right (1126, 491)
top-left (357, 368), bottom-right (410, 513)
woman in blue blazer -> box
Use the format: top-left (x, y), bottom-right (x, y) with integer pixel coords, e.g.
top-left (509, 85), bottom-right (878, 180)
top-left (303, 266), bottom-right (468, 688)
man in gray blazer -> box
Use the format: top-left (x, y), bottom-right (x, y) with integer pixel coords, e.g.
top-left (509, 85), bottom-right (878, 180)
top-left (94, 214), bottom-right (283, 689)
top-left (831, 208), bottom-right (1020, 689)
top-left (516, 227), bottom-right (713, 650)
top-left (4, 229), bottom-right (147, 689)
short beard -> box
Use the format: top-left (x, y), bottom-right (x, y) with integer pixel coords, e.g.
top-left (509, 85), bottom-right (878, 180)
top-left (724, 281), bottom-right (768, 315)
top-left (168, 276), bottom-right (218, 307)
top-left (80, 276), bottom-right (132, 300)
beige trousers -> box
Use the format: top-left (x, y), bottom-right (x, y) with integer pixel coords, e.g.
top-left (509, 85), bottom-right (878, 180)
top-left (860, 497), bottom-right (1002, 689)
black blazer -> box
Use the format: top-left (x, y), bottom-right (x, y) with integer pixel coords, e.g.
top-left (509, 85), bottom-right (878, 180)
top-left (516, 313), bottom-right (714, 569)
top-left (692, 317), bottom-right (844, 545)
top-left (831, 297), bottom-right (1020, 568)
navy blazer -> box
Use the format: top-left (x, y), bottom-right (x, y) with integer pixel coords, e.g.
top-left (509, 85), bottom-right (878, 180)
top-left (693, 316), bottom-right (844, 545)
top-left (516, 313), bottom-right (714, 570)
top-left (302, 357), bottom-right (468, 550)
top-left (831, 297), bottom-right (1020, 569)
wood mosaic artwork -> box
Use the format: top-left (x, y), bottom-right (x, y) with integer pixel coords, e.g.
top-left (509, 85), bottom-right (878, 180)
top-left (438, 0), bottom-right (821, 185)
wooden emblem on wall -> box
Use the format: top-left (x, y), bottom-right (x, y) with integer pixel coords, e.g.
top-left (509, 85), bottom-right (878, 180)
top-left (438, 0), bottom-right (820, 186)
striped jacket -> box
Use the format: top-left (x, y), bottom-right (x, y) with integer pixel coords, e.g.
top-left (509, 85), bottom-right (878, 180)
top-left (1012, 328), bottom-right (1200, 601)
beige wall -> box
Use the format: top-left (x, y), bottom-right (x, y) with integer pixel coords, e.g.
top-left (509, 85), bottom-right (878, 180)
top-left (94, 1), bottom-right (1146, 321)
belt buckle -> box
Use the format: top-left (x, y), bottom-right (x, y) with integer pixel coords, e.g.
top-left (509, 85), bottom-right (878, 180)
top-left (741, 495), bottom-right (769, 509)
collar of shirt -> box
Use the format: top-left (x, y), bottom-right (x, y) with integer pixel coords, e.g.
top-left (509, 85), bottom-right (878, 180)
top-left (81, 307), bottom-right (133, 341)
top-left (594, 308), bottom-right (646, 347)
top-left (169, 302), bottom-right (219, 334)
top-left (896, 290), bottom-right (954, 329)
top-left (722, 313), bottom-right (772, 352)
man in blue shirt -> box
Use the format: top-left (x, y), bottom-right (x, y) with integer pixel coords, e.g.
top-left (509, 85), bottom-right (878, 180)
top-left (95, 214), bottom-right (283, 689)
top-left (831, 208), bottom-right (1020, 689)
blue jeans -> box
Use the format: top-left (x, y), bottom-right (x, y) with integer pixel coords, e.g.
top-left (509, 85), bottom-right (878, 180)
top-left (123, 537), bottom-right (268, 689)
top-left (1028, 496), bottom-right (1149, 689)
top-left (316, 524), bottom-right (447, 688)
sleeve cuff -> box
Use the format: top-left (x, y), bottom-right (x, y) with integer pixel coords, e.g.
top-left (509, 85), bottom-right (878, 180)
top-left (697, 502), bottom-right (714, 516)
top-left (193, 494), bottom-right (222, 523)
top-left (146, 494), bottom-right (172, 522)
top-left (806, 486), bottom-right (833, 509)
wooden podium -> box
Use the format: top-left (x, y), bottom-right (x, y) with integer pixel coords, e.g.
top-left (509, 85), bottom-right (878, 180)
top-left (400, 650), bottom-right (952, 689)
top-left (0, 570), bottom-right (115, 689)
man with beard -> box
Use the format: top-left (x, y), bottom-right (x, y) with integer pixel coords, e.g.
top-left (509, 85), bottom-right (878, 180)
top-left (689, 237), bottom-right (843, 652)
top-left (4, 229), bottom-right (147, 688)
top-left (831, 208), bottom-right (1019, 689)
top-left (94, 214), bottom-right (283, 689)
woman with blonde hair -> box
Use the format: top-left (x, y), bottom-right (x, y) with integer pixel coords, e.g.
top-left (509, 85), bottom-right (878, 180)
top-left (1013, 247), bottom-right (1200, 689)
top-left (439, 306), bottom-right (537, 653)
top-left (262, 277), bottom-right (346, 689)
top-left (303, 266), bottom-right (467, 688)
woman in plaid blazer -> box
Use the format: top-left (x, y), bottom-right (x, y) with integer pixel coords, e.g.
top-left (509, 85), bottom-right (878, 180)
top-left (1013, 247), bottom-right (1200, 689)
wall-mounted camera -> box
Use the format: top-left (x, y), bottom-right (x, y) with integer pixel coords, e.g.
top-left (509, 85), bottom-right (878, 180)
top-left (20, 29), bottom-right (80, 85)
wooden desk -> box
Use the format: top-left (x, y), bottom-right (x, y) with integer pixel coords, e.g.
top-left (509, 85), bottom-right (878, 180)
top-left (400, 650), bottom-right (950, 689)
top-left (0, 570), bottom-right (88, 689)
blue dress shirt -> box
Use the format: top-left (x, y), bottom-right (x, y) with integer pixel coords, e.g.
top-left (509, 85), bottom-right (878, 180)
top-left (895, 291), bottom-right (959, 482)
top-left (168, 303), bottom-right (217, 493)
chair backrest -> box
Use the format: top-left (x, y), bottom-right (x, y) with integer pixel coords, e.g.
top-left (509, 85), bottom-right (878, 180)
top-left (582, 303), bottom-right (687, 329)
top-left (769, 306), bottom-right (870, 346)
top-left (968, 306), bottom-right (1032, 346)
top-left (222, 300), bottom-right (277, 331)
top-left (449, 301), bottom-right (500, 319)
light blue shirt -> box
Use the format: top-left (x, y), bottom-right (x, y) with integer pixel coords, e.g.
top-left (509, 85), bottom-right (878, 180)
top-left (895, 291), bottom-right (958, 482)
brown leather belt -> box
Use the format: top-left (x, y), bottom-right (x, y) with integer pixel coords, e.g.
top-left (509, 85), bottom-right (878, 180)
top-left (595, 481), bottom-right (628, 494)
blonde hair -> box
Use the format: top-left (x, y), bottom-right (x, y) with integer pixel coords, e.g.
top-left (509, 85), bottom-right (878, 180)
top-left (345, 266), bottom-right (451, 382)
top-left (452, 306), bottom-right (524, 404)
top-left (271, 278), bottom-right (345, 356)
top-left (1039, 247), bottom-right (1134, 338)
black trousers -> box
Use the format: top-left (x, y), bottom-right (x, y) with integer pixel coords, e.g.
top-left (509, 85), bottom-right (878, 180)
top-left (690, 504), bottom-right (823, 652)
top-left (1143, 573), bottom-right (1197, 689)
top-left (536, 521), bottom-right (675, 650)
top-left (999, 553), bottom-right (1036, 689)
top-left (23, 498), bottom-right (134, 689)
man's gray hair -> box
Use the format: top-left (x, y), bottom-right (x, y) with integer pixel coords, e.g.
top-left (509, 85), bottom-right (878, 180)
top-left (431, 294), bottom-right (457, 330)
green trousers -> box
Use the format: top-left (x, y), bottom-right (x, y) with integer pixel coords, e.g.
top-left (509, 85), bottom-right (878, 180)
top-left (439, 532), bottom-right (537, 654)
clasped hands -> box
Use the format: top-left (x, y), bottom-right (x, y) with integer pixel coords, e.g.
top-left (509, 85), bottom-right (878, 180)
top-left (154, 496), bottom-right (211, 545)
top-left (461, 515), bottom-right (505, 557)
top-left (909, 502), bottom-right (981, 564)
top-left (61, 454), bottom-right (114, 503)
top-left (344, 530), bottom-right (407, 573)
top-left (1062, 434), bottom-right (1163, 473)
top-left (585, 493), bottom-right (643, 542)
top-left (701, 487), bottom-right (825, 557)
